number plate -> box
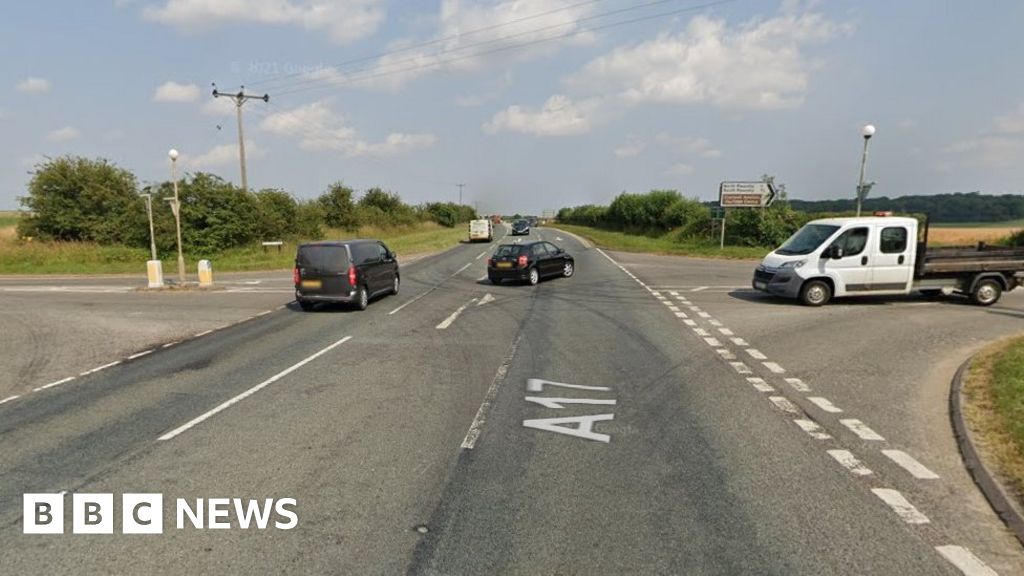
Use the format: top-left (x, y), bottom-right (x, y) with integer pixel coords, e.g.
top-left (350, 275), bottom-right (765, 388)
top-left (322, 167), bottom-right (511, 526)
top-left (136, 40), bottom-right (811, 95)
top-left (301, 280), bottom-right (322, 289)
top-left (754, 281), bottom-right (766, 290)
top-left (496, 262), bottom-right (512, 268)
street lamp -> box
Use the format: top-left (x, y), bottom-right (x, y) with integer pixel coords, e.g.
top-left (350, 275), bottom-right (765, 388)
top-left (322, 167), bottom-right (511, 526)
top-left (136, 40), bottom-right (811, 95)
top-left (166, 149), bottom-right (185, 285)
top-left (856, 124), bottom-right (876, 217)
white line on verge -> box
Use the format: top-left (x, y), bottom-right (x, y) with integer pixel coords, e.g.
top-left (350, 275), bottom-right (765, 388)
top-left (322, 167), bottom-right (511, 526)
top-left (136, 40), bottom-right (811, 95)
top-left (1, 395), bottom-right (22, 405)
top-left (462, 335), bottom-right (521, 449)
top-left (935, 546), bottom-right (998, 576)
top-left (871, 488), bottom-right (929, 524)
top-left (34, 376), bottom-right (76, 392)
top-left (80, 361), bottom-right (121, 376)
top-left (827, 449), bottom-right (873, 476)
top-left (158, 336), bottom-right (352, 441)
top-left (841, 419), bottom-right (885, 441)
top-left (882, 450), bottom-right (940, 479)
top-left (194, 330), bottom-right (213, 337)
top-left (127, 350), bottom-right (154, 360)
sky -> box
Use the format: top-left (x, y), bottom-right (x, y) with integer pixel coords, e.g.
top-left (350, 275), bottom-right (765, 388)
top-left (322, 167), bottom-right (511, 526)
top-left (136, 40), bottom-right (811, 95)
top-left (1, 0), bottom-right (1023, 214)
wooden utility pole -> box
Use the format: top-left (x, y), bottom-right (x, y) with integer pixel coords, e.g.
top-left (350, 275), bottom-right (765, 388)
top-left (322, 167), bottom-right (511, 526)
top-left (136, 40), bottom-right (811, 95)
top-left (212, 86), bottom-right (269, 192)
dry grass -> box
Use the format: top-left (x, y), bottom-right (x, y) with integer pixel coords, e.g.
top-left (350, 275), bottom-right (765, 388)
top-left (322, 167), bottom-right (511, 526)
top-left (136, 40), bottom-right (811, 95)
top-left (929, 227), bottom-right (1020, 246)
top-left (962, 337), bottom-right (1024, 508)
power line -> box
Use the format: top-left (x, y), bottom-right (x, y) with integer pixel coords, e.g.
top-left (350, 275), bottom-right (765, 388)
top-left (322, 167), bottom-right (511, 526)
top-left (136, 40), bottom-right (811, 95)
top-left (211, 85), bottom-right (269, 192)
top-left (273, 0), bottom-right (737, 99)
top-left (246, 0), bottom-right (612, 91)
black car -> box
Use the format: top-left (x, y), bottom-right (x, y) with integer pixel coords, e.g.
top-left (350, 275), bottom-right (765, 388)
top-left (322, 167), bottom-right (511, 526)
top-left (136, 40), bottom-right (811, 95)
top-left (510, 219), bottom-right (530, 235)
top-left (294, 240), bottom-right (399, 311)
top-left (487, 241), bottom-right (574, 285)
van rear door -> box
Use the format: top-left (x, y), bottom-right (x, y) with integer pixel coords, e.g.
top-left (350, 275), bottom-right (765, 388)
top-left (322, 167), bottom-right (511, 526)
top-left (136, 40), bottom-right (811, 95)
top-left (297, 244), bottom-right (351, 296)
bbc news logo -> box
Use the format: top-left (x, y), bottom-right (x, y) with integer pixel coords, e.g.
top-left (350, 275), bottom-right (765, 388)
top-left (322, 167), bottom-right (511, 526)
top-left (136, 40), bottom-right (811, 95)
top-left (23, 494), bottom-right (298, 534)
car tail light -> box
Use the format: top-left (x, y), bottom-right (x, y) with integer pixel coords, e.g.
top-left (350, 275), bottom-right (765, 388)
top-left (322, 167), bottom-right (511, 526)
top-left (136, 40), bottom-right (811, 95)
top-left (517, 255), bottom-right (528, 267)
top-left (348, 265), bottom-right (357, 286)
top-left (292, 267), bottom-right (300, 285)
top-left (487, 258), bottom-right (495, 267)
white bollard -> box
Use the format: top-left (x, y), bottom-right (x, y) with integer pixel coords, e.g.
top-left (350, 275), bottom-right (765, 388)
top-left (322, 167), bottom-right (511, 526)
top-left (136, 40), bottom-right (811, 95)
top-left (147, 260), bottom-right (164, 288)
top-left (198, 260), bottom-right (213, 287)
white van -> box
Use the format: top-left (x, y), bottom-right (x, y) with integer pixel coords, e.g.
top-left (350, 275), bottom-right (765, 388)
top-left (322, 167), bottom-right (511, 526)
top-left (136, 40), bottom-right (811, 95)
top-left (754, 215), bottom-right (1024, 306)
top-left (469, 219), bottom-right (493, 242)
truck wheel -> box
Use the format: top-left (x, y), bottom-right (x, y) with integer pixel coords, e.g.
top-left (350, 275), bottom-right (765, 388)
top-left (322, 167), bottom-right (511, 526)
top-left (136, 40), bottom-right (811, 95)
top-left (799, 280), bottom-right (832, 306)
top-left (971, 279), bottom-right (1002, 306)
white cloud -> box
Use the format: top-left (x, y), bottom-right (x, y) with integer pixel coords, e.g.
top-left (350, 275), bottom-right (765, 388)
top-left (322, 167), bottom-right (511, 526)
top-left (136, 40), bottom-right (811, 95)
top-left (47, 127), bottom-right (80, 142)
top-left (143, 0), bottom-right (385, 44)
top-left (16, 77), bottom-right (52, 93)
top-left (483, 95), bottom-right (595, 136)
top-left (201, 97), bottom-right (236, 116)
top-left (259, 100), bottom-right (435, 157)
top-left (994, 102), bottom-right (1024, 134)
top-left (153, 81), bottom-right (200, 103)
top-left (666, 163), bottom-right (694, 176)
top-left (943, 136), bottom-right (1023, 170)
top-left (614, 137), bottom-right (646, 158)
top-left (568, 10), bottom-right (849, 110)
top-left (185, 141), bottom-right (263, 168)
top-left (654, 133), bottom-right (721, 158)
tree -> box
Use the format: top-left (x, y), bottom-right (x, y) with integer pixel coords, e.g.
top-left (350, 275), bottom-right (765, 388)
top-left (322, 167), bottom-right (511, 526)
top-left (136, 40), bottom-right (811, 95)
top-left (317, 182), bottom-right (358, 230)
top-left (254, 189), bottom-right (299, 240)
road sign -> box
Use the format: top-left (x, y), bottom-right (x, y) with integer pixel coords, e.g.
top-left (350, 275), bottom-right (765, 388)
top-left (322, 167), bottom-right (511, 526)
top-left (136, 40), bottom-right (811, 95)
top-left (719, 181), bottom-right (777, 208)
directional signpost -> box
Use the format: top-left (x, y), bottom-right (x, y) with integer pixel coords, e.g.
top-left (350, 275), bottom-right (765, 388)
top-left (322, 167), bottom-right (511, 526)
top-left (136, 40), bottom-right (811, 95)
top-left (718, 181), bottom-right (778, 248)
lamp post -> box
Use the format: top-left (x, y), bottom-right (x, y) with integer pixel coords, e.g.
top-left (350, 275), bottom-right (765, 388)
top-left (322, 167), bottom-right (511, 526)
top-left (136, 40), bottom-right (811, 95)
top-left (856, 124), bottom-right (876, 217)
top-left (140, 192), bottom-right (157, 261)
top-left (167, 149), bottom-right (185, 285)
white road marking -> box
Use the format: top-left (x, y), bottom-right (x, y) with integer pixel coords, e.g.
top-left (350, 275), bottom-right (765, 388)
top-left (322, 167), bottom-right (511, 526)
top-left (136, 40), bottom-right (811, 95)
top-left (34, 376), bottom-right (76, 392)
top-left (523, 414), bottom-right (615, 443)
top-left (525, 396), bottom-right (617, 409)
top-left (882, 450), bottom-right (940, 479)
top-left (730, 362), bottom-right (752, 374)
top-left (708, 319), bottom-right (722, 327)
top-left (746, 349), bottom-right (767, 360)
top-left (437, 298), bottom-right (479, 329)
top-left (668, 291), bottom-right (679, 296)
top-left (694, 328), bottom-right (710, 337)
top-left (690, 286), bottom-right (708, 292)
top-left (763, 362), bottom-right (785, 374)
top-left (389, 262), bottom-right (473, 315)
top-left (697, 312), bottom-right (712, 319)
top-left (462, 336), bottom-right (522, 449)
top-left (477, 274), bottom-right (488, 281)
top-left (730, 337), bottom-right (748, 346)
top-left (716, 349), bottom-right (736, 360)
top-left (785, 378), bottom-right (810, 392)
top-left (841, 419), bottom-right (885, 441)
top-left (162, 341), bottom-right (180, 348)
top-left (0, 395), bottom-right (20, 405)
top-left (255, 310), bottom-right (273, 317)
top-left (746, 377), bottom-right (774, 392)
top-left (704, 337), bottom-right (722, 347)
top-left (688, 306), bottom-right (701, 312)
top-left (683, 319), bottom-right (697, 327)
top-left (674, 312), bottom-right (689, 319)
top-left (127, 350), bottom-right (154, 360)
top-left (158, 336), bottom-right (352, 441)
top-left (475, 250), bottom-right (488, 260)
top-left (526, 379), bottom-right (611, 393)
top-left (668, 305), bottom-right (681, 312)
top-left (795, 419), bottom-right (832, 440)
top-left (828, 449), bottom-right (873, 476)
top-left (651, 291), bottom-right (661, 297)
top-left (80, 361), bottom-right (121, 376)
top-left (718, 328), bottom-right (734, 336)
top-left (477, 293), bottom-right (495, 306)
top-left (871, 488), bottom-right (929, 524)
top-left (935, 546), bottom-right (998, 576)
top-left (769, 396), bottom-right (799, 414)
top-left (194, 329), bottom-right (213, 337)
top-left (808, 397), bottom-right (843, 413)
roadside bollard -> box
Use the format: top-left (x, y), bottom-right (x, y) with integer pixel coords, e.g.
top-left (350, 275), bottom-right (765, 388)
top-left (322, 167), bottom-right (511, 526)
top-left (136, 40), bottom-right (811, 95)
top-left (198, 260), bottom-right (213, 287)
top-left (147, 260), bottom-right (164, 288)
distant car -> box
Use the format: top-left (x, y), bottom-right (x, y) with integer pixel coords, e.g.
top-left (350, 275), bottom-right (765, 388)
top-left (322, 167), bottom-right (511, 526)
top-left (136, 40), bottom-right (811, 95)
top-left (528, 217), bottom-right (538, 228)
top-left (511, 219), bottom-right (531, 235)
top-left (487, 241), bottom-right (574, 285)
top-left (294, 240), bottom-right (399, 311)
top-left (468, 218), bottom-right (493, 242)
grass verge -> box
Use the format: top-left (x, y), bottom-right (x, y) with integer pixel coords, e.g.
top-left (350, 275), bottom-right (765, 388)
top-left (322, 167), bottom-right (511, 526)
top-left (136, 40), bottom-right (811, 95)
top-left (963, 336), bottom-right (1024, 507)
top-left (0, 222), bottom-right (467, 275)
top-left (552, 223), bottom-right (769, 260)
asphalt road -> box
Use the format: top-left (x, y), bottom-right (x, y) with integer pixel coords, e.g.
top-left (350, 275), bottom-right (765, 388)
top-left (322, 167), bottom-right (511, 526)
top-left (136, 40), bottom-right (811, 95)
top-left (1, 226), bottom-right (1022, 575)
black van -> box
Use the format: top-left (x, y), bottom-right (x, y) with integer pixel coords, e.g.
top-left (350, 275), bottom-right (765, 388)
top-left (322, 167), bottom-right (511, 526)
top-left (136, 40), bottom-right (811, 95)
top-left (294, 240), bottom-right (400, 311)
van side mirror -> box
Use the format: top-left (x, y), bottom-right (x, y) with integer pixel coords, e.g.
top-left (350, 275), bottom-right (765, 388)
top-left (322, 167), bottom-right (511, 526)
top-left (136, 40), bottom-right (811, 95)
top-left (826, 245), bottom-right (844, 259)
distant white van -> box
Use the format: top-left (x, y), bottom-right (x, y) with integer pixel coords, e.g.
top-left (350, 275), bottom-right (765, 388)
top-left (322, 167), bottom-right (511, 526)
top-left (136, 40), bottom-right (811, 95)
top-left (469, 219), bottom-right (493, 242)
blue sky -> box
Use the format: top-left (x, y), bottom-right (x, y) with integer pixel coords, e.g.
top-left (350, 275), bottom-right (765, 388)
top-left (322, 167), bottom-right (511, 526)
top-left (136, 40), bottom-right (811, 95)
top-left (2, 0), bottom-right (1023, 214)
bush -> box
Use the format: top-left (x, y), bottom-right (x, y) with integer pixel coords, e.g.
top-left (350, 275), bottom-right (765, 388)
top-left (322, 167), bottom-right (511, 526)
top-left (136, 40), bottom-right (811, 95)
top-left (253, 189), bottom-right (299, 240)
top-left (421, 202), bottom-right (476, 227)
top-left (357, 187), bottom-right (419, 227)
top-left (317, 182), bottom-right (359, 230)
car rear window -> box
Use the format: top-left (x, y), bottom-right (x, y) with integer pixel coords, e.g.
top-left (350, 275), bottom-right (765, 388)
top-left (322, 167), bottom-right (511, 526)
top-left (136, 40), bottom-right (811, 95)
top-left (297, 245), bottom-right (349, 272)
top-left (493, 245), bottom-right (523, 257)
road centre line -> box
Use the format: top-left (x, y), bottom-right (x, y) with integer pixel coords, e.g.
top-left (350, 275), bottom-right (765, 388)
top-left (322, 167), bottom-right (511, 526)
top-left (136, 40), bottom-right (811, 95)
top-left (935, 546), bottom-right (999, 576)
top-left (808, 397), bottom-right (843, 413)
top-left (882, 450), bottom-right (940, 479)
top-left (34, 376), bottom-right (75, 392)
top-left (841, 419), bottom-right (886, 441)
top-left (462, 335), bottom-right (522, 450)
top-left (158, 336), bottom-right (352, 441)
top-left (0, 395), bottom-right (20, 405)
top-left (828, 449), bottom-right (873, 476)
top-left (437, 298), bottom-right (479, 329)
top-left (871, 488), bottom-right (930, 524)
top-left (389, 262), bottom-right (473, 315)
top-left (80, 361), bottom-right (121, 376)
top-left (476, 250), bottom-right (488, 260)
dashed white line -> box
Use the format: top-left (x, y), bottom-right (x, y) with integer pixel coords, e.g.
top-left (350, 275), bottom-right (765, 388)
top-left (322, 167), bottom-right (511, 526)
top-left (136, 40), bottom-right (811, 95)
top-left (162, 341), bottom-right (180, 348)
top-left (127, 350), bottom-right (154, 360)
top-left (769, 396), bottom-right (799, 414)
top-left (763, 362), bottom-right (786, 374)
top-left (841, 419), bottom-right (885, 441)
top-left (746, 377), bottom-right (774, 392)
top-left (703, 337), bottom-right (721, 347)
top-left (690, 286), bottom-right (708, 292)
top-left (667, 305), bottom-right (681, 312)
top-left (697, 312), bottom-right (712, 319)
top-left (80, 361), bottom-right (121, 376)
top-left (715, 349), bottom-right (736, 360)
top-left (475, 250), bottom-right (488, 260)
top-left (730, 362), bottom-right (752, 374)
top-left (668, 291), bottom-right (679, 296)
top-left (718, 328), bottom-right (734, 336)
top-left (389, 262), bottom-right (473, 315)
top-left (194, 329), bottom-right (213, 337)
top-left (462, 335), bottom-right (521, 449)
top-left (255, 310), bottom-right (273, 317)
top-left (746, 349), bottom-right (767, 360)
top-left (683, 319), bottom-right (697, 327)
top-left (694, 328), bottom-right (710, 337)
top-left (708, 319), bottom-right (722, 327)
top-left (674, 312), bottom-right (689, 319)
top-left (795, 419), bottom-right (832, 440)
top-left (935, 546), bottom-right (998, 576)
top-left (0, 395), bottom-right (20, 405)
top-left (785, 378), bottom-right (810, 392)
top-left (828, 449), bottom-right (873, 476)
top-left (688, 306), bottom-right (702, 312)
top-left (871, 488), bottom-right (929, 524)
top-left (34, 376), bottom-right (76, 392)
top-left (158, 336), bottom-right (352, 441)
top-left (808, 397), bottom-right (843, 413)
top-left (882, 450), bottom-right (940, 480)
top-left (730, 337), bottom-right (748, 346)
top-left (436, 298), bottom-right (479, 330)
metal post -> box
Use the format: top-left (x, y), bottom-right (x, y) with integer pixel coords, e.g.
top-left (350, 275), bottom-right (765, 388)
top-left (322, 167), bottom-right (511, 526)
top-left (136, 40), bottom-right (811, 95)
top-left (719, 209), bottom-right (727, 250)
top-left (856, 135), bottom-right (871, 217)
top-left (172, 158), bottom-right (185, 285)
top-left (236, 98), bottom-right (248, 193)
top-left (143, 194), bottom-right (157, 261)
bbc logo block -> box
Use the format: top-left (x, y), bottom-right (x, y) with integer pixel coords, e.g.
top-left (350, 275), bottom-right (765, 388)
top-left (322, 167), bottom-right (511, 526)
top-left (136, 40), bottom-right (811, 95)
top-left (24, 493), bottom-right (163, 534)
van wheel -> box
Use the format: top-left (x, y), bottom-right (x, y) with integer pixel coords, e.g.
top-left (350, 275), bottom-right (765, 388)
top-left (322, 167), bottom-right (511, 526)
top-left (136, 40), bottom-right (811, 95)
top-left (298, 299), bottom-right (315, 312)
top-left (799, 280), bottom-right (832, 306)
top-left (354, 286), bottom-right (369, 310)
top-left (391, 275), bottom-right (400, 295)
top-left (528, 267), bottom-right (540, 286)
top-left (971, 279), bottom-right (1002, 306)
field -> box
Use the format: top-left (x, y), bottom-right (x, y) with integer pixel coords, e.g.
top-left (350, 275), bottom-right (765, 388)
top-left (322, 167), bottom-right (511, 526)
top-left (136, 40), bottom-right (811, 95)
top-left (927, 227), bottom-right (1019, 246)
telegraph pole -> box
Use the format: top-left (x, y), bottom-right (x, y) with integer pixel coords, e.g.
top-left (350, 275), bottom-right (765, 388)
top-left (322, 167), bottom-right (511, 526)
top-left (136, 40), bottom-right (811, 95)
top-left (212, 85), bottom-right (269, 192)
top-left (456, 183), bottom-right (465, 205)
